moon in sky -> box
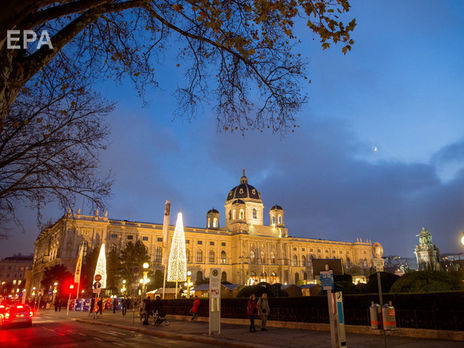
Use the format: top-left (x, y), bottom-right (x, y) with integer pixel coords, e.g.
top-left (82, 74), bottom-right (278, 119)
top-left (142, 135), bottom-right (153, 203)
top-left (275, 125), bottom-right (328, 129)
top-left (372, 146), bottom-right (379, 152)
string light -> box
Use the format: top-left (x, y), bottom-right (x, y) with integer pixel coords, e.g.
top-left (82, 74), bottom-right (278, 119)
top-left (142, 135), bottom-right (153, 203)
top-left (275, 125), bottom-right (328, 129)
top-left (94, 243), bottom-right (107, 288)
top-left (167, 211), bottom-right (187, 282)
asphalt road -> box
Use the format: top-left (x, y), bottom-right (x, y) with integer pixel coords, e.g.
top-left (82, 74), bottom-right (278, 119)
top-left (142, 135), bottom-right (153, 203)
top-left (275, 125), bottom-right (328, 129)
top-left (0, 313), bottom-right (215, 347)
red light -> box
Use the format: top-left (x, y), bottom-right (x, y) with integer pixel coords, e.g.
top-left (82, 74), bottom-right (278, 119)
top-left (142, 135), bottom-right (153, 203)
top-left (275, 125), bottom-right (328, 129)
top-left (0, 305), bottom-right (4, 308)
top-left (5, 312), bottom-right (9, 319)
top-left (16, 305), bottom-right (23, 309)
top-left (69, 284), bottom-right (74, 289)
top-left (30, 311), bottom-right (33, 317)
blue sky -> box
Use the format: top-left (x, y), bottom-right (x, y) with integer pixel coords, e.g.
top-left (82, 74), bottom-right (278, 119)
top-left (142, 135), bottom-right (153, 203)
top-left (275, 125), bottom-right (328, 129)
top-left (2, 0), bottom-right (464, 259)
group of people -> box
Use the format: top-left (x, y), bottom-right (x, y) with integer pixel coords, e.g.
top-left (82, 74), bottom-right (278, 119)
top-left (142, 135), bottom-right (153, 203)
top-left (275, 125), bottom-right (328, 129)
top-left (247, 293), bottom-right (270, 332)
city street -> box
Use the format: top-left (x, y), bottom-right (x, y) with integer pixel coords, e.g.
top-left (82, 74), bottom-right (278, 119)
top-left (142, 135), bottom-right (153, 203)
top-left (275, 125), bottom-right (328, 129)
top-left (1, 310), bottom-right (462, 348)
top-left (0, 311), bottom-right (215, 348)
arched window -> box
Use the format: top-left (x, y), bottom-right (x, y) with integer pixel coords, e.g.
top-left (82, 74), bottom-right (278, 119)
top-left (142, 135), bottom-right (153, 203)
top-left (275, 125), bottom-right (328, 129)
top-left (240, 209), bottom-right (244, 220)
top-left (209, 250), bottom-right (215, 263)
top-left (303, 272), bottom-right (308, 280)
top-left (302, 255), bottom-right (306, 266)
top-left (220, 251), bottom-right (227, 264)
top-left (252, 208), bottom-right (257, 219)
top-left (295, 272), bottom-right (300, 283)
top-left (278, 215), bottom-right (282, 224)
top-left (155, 247), bottom-right (162, 263)
top-left (196, 271), bottom-right (203, 281)
top-left (250, 250), bottom-right (256, 264)
top-left (232, 210), bottom-right (236, 220)
top-left (207, 218), bottom-right (211, 228)
top-left (293, 254), bottom-right (298, 266)
top-left (260, 250), bottom-right (265, 264)
top-left (221, 271), bottom-right (227, 282)
top-left (213, 218), bottom-right (218, 228)
top-left (229, 210), bottom-right (232, 220)
top-left (271, 252), bottom-right (276, 264)
top-left (196, 249), bottom-right (203, 263)
top-left (272, 216), bottom-right (276, 226)
top-left (270, 272), bottom-right (277, 284)
top-left (260, 272), bottom-right (267, 282)
top-left (186, 249), bottom-right (191, 263)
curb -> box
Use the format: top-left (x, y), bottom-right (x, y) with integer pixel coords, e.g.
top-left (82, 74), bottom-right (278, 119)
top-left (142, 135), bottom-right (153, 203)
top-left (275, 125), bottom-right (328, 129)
top-left (166, 315), bottom-right (464, 342)
top-left (73, 319), bottom-right (268, 348)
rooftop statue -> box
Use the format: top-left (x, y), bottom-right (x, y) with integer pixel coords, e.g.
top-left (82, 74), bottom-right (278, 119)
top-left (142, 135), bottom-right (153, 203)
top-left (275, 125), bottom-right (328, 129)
top-left (416, 227), bottom-right (433, 248)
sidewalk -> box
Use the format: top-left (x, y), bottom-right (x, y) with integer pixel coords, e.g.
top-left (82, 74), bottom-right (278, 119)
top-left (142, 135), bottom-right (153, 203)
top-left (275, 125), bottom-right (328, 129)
top-left (38, 310), bottom-right (464, 348)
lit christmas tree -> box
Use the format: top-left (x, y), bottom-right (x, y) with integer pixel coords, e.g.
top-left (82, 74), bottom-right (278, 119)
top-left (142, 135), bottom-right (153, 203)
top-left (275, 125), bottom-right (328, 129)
top-left (94, 243), bottom-right (107, 288)
top-left (167, 211), bottom-right (187, 282)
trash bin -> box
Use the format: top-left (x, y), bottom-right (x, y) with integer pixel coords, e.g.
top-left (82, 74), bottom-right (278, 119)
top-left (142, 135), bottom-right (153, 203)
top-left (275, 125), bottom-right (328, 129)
top-left (382, 301), bottom-right (397, 330)
top-left (369, 301), bottom-right (381, 329)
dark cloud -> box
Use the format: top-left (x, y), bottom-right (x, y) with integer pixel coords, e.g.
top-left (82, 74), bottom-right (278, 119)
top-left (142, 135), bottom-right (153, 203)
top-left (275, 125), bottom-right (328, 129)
top-left (208, 117), bottom-right (464, 256)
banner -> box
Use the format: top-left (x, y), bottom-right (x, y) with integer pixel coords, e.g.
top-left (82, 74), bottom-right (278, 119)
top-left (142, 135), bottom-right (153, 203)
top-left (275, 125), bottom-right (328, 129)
top-left (74, 243), bottom-right (84, 283)
top-left (162, 200), bottom-right (171, 265)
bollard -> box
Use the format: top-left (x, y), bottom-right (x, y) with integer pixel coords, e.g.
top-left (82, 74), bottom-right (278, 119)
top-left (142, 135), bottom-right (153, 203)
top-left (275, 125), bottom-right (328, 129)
top-left (369, 301), bottom-right (381, 329)
top-left (382, 301), bottom-right (397, 330)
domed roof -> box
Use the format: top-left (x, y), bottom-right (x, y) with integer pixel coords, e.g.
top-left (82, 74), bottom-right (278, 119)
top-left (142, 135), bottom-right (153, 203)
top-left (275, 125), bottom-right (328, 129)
top-left (270, 205), bottom-right (283, 211)
top-left (226, 170), bottom-right (262, 203)
top-left (208, 208), bottom-right (219, 214)
top-left (231, 199), bottom-right (246, 205)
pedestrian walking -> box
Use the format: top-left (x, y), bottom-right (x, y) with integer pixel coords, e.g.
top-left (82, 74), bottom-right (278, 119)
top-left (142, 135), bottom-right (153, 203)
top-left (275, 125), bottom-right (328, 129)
top-left (191, 296), bottom-right (200, 321)
top-left (247, 294), bottom-right (257, 332)
top-left (58, 299), bottom-right (62, 312)
top-left (122, 297), bottom-right (127, 316)
top-left (113, 297), bottom-right (118, 314)
top-left (89, 297), bottom-right (95, 316)
top-left (97, 297), bottom-right (103, 315)
top-left (257, 293), bottom-right (270, 331)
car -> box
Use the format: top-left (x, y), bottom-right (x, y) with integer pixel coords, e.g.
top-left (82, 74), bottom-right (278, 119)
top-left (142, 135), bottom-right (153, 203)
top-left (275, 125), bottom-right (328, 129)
top-left (0, 304), bottom-right (33, 329)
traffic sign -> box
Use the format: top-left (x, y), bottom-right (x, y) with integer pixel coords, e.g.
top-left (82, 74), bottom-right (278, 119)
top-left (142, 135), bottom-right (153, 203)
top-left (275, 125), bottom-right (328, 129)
top-left (94, 274), bottom-right (102, 282)
top-left (373, 257), bottom-right (384, 272)
top-left (320, 270), bottom-right (334, 291)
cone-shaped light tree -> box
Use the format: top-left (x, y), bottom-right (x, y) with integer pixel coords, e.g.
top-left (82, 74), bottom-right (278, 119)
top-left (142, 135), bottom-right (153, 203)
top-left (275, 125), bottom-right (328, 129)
top-left (94, 243), bottom-right (107, 288)
top-left (167, 211), bottom-right (187, 283)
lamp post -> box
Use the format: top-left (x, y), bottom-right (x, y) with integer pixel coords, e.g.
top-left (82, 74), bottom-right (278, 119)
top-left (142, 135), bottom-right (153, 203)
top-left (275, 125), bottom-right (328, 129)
top-left (52, 281), bottom-right (58, 306)
top-left (142, 262), bottom-right (149, 299)
top-left (67, 284), bottom-right (74, 317)
top-left (121, 279), bottom-right (127, 295)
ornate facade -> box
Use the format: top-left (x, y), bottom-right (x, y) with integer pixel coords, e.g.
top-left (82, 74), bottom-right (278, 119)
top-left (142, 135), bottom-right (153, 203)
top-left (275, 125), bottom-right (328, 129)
top-left (31, 171), bottom-right (374, 289)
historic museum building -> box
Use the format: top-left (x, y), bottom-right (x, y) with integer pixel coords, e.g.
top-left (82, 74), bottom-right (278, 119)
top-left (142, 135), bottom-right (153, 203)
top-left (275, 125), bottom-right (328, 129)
top-left (31, 171), bottom-right (374, 288)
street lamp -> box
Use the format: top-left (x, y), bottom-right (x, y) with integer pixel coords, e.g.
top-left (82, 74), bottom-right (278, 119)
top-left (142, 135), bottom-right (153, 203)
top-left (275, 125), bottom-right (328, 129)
top-left (67, 284), bottom-right (74, 317)
top-left (52, 282), bottom-right (58, 306)
top-left (461, 232), bottom-right (464, 246)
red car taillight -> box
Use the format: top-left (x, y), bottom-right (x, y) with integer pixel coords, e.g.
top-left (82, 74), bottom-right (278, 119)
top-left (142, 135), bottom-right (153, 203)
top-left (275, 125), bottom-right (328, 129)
top-left (5, 312), bottom-right (10, 319)
top-left (30, 311), bottom-right (33, 317)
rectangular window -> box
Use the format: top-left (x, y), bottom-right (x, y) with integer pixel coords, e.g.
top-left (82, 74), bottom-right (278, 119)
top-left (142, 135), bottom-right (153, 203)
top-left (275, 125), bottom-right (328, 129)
top-left (221, 242), bottom-right (226, 247)
top-left (186, 240), bottom-right (190, 244)
top-left (302, 248), bottom-right (305, 251)
top-left (142, 236), bottom-right (148, 241)
top-left (210, 241), bottom-right (214, 246)
top-left (111, 234), bottom-right (118, 238)
top-left (157, 237), bottom-right (163, 242)
top-left (197, 241), bottom-right (202, 245)
top-left (127, 235), bottom-right (133, 240)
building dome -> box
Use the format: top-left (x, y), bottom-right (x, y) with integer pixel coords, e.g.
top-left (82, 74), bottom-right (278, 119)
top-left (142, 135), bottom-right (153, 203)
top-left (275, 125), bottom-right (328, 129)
top-left (270, 205), bottom-right (283, 211)
top-left (231, 199), bottom-right (246, 205)
top-left (226, 170), bottom-right (262, 203)
top-left (208, 208), bottom-right (219, 214)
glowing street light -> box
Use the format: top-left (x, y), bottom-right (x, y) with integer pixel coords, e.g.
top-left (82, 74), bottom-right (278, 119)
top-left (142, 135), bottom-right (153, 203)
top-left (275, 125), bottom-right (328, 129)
top-left (461, 232), bottom-right (464, 246)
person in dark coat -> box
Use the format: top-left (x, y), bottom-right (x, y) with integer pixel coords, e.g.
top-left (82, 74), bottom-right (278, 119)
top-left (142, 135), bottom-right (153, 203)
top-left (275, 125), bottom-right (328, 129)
top-left (113, 297), bottom-right (118, 314)
top-left (142, 298), bottom-right (151, 325)
top-left (121, 297), bottom-right (127, 316)
top-left (247, 294), bottom-right (257, 332)
top-left (191, 296), bottom-right (200, 321)
top-left (89, 297), bottom-right (95, 317)
top-left (97, 298), bottom-right (103, 315)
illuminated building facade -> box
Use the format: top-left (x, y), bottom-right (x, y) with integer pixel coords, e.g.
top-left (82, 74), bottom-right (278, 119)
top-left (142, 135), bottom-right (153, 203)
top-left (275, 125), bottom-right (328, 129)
top-left (31, 171), bottom-right (374, 288)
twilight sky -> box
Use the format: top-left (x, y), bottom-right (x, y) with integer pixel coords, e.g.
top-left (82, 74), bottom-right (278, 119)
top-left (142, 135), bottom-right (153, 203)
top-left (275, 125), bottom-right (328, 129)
top-left (2, 0), bottom-right (464, 259)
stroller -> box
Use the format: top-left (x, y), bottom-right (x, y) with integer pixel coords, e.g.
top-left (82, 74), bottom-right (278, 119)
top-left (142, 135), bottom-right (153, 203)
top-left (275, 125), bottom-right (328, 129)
top-left (153, 309), bottom-right (169, 326)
